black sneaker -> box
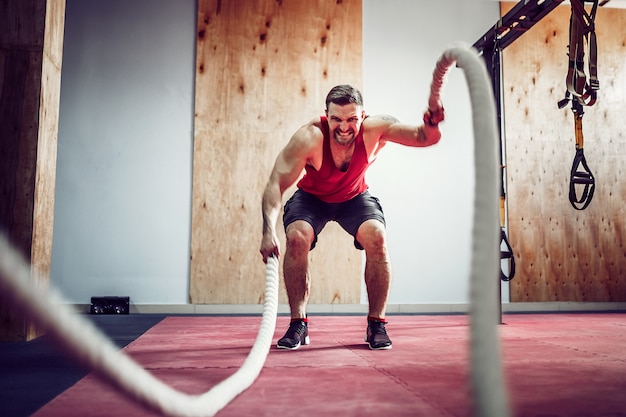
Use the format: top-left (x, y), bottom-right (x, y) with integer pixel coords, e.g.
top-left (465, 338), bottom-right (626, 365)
top-left (277, 320), bottom-right (310, 350)
top-left (365, 320), bottom-right (392, 350)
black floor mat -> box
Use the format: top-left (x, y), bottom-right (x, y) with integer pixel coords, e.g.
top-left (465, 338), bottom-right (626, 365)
top-left (0, 314), bottom-right (166, 417)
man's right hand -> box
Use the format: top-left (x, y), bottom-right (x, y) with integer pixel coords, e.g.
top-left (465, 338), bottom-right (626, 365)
top-left (259, 233), bottom-right (280, 263)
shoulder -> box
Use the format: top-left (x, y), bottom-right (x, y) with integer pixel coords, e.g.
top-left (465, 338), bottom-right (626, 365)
top-left (363, 114), bottom-right (400, 131)
top-left (282, 117), bottom-right (324, 159)
top-left (292, 117), bottom-right (324, 145)
top-left (364, 114), bottom-right (400, 125)
top-left (362, 114), bottom-right (400, 140)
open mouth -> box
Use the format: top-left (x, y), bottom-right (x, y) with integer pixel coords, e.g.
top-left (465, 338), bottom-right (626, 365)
top-left (335, 131), bottom-right (353, 140)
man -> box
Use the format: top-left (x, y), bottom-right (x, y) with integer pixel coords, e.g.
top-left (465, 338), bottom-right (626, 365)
top-left (260, 84), bottom-right (443, 350)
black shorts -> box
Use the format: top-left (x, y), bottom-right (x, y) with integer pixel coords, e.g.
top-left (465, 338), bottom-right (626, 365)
top-left (283, 189), bottom-right (386, 250)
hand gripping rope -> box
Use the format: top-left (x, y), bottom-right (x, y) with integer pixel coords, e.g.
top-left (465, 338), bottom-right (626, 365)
top-left (0, 44), bottom-right (509, 417)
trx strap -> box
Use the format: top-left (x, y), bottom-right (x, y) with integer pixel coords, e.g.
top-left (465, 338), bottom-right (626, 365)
top-left (500, 227), bottom-right (515, 282)
top-left (499, 190), bottom-right (515, 282)
top-left (568, 102), bottom-right (595, 210)
top-left (564, 0), bottom-right (599, 107)
top-left (486, 44), bottom-right (515, 282)
top-left (558, 0), bottom-right (598, 210)
top-left (491, 46), bottom-right (515, 282)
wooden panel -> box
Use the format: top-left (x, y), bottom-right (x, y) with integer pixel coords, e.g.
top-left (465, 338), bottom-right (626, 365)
top-left (191, 0), bottom-right (363, 304)
top-left (0, 0), bottom-right (65, 341)
top-left (502, 2), bottom-right (626, 302)
top-left (28, 0), bottom-right (66, 339)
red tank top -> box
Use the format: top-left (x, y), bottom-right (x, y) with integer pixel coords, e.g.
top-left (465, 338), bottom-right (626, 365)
top-left (297, 116), bottom-right (372, 203)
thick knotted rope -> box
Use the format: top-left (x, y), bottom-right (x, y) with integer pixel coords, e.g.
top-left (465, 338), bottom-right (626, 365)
top-left (429, 43), bottom-right (510, 417)
top-left (0, 234), bottom-right (279, 417)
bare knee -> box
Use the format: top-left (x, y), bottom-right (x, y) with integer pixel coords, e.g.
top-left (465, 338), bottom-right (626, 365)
top-left (285, 222), bottom-right (314, 257)
top-left (356, 220), bottom-right (387, 257)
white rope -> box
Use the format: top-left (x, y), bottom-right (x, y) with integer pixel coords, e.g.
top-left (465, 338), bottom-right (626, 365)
top-left (0, 43), bottom-right (509, 417)
top-left (0, 233), bottom-right (279, 417)
top-left (429, 44), bottom-right (511, 417)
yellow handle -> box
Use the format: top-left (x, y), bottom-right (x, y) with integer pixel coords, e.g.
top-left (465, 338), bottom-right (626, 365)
top-left (574, 112), bottom-right (584, 150)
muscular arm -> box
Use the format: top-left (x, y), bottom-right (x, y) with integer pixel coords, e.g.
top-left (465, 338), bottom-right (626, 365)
top-left (365, 112), bottom-right (442, 149)
top-left (260, 123), bottom-right (320, 262)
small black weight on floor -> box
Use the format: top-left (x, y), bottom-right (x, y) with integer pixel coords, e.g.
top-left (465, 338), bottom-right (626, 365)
top-left (90, 296), bottom-right (130, 314)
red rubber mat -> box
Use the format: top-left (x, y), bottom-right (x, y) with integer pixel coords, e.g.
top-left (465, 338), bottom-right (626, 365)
top-left (32, 314), bottom-right (626, 417)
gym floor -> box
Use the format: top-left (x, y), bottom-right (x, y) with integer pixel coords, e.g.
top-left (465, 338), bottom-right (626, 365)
top-left (1, 313), bottom-right (626, 417)
top-left (0, 315), bottom-right (165, 417)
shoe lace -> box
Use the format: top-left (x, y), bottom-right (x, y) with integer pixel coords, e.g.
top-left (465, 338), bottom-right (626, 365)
top-left (369, 321), bottom-right (387, 336)
top-left (287, 320), bottom-right (306, 337)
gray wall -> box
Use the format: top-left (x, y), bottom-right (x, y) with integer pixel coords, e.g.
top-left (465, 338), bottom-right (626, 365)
top-left (52, 0), bottom-right (196, 303)
top-left (362, 0), bottom-right (501, 303)
top-left (51, 0), bottom-right (501, 305)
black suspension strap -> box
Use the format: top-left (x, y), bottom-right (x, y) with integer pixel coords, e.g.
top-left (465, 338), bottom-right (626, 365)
top-left (558, 0), bottom-right (599, 210)
top-left (499, 195), bottom-right (516, 282)
top-left (565, 0), bottom-right (599, 107)
top-left (568, 102), bottom-right (595, 210)
top-left (490, 45), bottom-right (515, 282)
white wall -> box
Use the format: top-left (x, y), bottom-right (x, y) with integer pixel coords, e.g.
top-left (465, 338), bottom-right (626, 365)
top-left (52, 0), bottom-right (504, 306)
top-left (52, 0), bottom-right (196, 303)
top-left (362, 0), bottom-right (502, 304)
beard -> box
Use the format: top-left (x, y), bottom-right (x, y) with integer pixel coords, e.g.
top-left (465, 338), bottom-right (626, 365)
top-left (333, 129), bottom-right (356, 147)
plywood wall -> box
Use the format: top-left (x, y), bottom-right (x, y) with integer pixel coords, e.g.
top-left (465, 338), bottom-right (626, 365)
top-left (191, 0), bottom-right (363, 304)
top-left (501, 3), bottom-right (626, 302)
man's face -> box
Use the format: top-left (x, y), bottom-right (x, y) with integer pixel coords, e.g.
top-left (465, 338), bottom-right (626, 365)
top-left (326, 102), bottom-right (365, 147)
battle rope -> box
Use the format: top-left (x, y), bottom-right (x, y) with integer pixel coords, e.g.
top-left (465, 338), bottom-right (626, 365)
top-left (429, 44), bottom-right (510, 417)
top-left (0, 233), bottom-right (279, 417)
top-left (0, 43), bottom-right (508, 417)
